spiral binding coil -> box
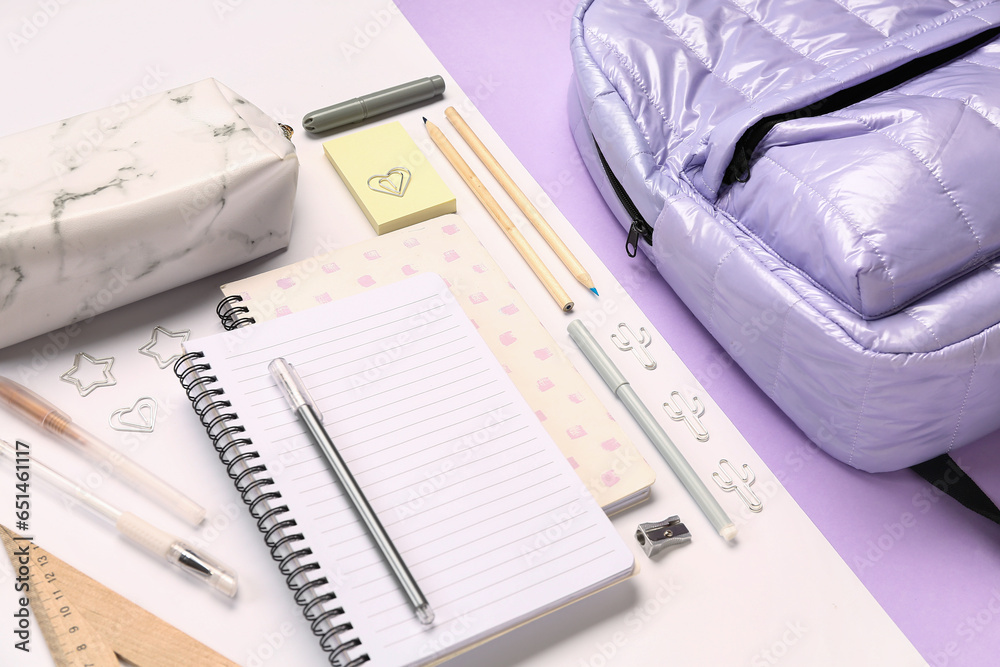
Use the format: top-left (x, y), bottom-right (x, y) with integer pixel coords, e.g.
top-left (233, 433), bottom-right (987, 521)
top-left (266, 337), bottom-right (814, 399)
top-left (174, 349), bottom-right (369, 667)
top-left (216, 294), bottom-right (256, 330)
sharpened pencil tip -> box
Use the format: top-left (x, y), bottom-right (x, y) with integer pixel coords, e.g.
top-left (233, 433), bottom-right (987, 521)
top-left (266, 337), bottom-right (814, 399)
top-left (590, 287), bottom-right (599, 296)
top-left (422, 117), bottom-right (428, 123)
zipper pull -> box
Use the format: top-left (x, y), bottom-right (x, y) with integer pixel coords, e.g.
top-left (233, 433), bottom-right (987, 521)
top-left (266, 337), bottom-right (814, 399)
top-left (626, 219), bottom-right (651, 258)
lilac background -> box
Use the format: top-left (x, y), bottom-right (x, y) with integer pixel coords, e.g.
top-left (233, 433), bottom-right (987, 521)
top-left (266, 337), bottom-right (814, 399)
top-left (397, 1), bottom-right (1000, 664)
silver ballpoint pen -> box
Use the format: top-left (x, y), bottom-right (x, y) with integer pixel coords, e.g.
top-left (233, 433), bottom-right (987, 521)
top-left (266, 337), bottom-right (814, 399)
top-left (268, 357), bottom-right (435, 625)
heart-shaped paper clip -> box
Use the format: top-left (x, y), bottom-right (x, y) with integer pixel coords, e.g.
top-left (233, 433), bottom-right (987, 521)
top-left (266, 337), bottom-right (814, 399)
top-left (367, 167), bottom-right (411, 197)
top-left (109, 397), bottom-right (158, 433)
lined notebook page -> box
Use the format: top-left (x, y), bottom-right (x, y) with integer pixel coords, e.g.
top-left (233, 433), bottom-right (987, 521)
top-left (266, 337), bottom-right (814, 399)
top-left (185, 273), bottom-right (634, 667)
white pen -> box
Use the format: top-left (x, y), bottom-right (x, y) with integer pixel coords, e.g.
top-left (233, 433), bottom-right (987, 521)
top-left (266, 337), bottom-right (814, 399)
top-left (0, 375), bottom-right (206, 526)
top-left (0, 438), bottom-right (237, 596)
top-left (269, 357), bottom-right (435, 625)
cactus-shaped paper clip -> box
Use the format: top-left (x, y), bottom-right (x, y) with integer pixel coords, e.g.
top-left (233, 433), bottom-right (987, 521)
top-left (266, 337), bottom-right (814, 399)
top-left (610, 323), bottom-right (656, 370)
top-left (663, 391), bottom-right (709, 442)
top-left (712, 459), bottom-right (763, 513)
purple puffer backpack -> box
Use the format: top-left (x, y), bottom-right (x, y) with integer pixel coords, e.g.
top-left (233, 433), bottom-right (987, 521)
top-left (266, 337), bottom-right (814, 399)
top-left (570, 0), bottom-right (1000, 472)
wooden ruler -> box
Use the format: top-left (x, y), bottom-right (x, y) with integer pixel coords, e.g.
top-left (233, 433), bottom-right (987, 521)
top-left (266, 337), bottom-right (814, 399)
top-left (1, 525), bottom-right (240, 667)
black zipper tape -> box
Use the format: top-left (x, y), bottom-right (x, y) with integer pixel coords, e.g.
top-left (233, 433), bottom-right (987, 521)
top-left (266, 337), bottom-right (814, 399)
top-left (595, 138), bottom-right (652, 257)
top-left (723, 26), bottom-right (1000, 186)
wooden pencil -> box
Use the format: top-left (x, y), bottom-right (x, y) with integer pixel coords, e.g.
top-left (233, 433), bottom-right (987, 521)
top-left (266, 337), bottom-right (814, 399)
top-left (423, 117), bottom-right (574, 312)
top-left (444, 106), bottom-right (598, 296)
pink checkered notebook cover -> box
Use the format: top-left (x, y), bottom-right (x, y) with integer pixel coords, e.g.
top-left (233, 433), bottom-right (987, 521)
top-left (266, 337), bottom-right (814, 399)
top-left (219, 214), bottom-right (654, 511)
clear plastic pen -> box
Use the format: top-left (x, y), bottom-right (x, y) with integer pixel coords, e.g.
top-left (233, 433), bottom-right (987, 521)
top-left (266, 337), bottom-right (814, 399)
top-left (0, 376), bottom-right (205, 525)
top-left (0, 438), bottom-right (237, 597)
top-left (269, 357), bottom-right (435, 625)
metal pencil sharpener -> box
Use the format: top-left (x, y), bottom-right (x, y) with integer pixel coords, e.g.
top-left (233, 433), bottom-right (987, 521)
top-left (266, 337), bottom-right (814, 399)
top-left (635, 516), bottom-right (691, 558)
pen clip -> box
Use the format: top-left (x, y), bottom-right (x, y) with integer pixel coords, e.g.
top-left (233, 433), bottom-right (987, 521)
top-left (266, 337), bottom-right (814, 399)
top-left (268, 358), bottom-right (322, 420)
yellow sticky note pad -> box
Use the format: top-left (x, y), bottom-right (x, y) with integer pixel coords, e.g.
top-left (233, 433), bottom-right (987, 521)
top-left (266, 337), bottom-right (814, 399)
top-left (323, 122), bottom-right (456, 235)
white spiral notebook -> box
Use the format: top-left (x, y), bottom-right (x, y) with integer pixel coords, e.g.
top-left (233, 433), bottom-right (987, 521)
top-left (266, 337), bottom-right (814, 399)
top-left (176, 272), bottom-right (635, 666)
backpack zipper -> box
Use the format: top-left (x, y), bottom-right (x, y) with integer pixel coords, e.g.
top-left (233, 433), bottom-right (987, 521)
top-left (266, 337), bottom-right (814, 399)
top-left (723, 25), bottom-right (1000, 185)
top-left (595, 138), bottom-right (652, 257)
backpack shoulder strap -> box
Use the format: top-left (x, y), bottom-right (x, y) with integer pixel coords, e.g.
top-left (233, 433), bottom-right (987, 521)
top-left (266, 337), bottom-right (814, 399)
top-left (911, 454), bottom-right (1000, 525)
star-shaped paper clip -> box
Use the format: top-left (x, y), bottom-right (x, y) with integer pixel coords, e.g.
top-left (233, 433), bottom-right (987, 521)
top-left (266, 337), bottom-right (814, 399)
top-left (60, 352), bottom-right (117, 397)
top-left (138, 326), bottom-right (191, 369)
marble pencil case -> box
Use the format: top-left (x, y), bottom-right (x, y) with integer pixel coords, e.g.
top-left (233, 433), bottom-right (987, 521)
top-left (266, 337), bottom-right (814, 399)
top-left (0, 77), bottom-right (299, 349)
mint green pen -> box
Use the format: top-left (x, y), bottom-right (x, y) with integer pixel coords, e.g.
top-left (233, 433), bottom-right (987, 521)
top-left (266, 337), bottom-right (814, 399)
top-left (568, 320), bottom-right (737, 542)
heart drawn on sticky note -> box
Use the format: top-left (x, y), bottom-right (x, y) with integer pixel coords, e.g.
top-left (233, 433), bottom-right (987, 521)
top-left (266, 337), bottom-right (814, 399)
top-left (367, 167), bottom-right (411, 197)
top-left (109, 397), bottom-right (157, 433)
